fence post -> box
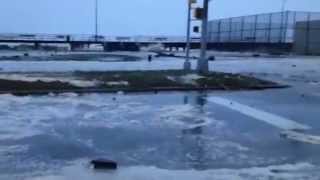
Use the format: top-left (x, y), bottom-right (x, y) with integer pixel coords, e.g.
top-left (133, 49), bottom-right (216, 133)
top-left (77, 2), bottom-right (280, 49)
top-left (217, 20), bottom-right (221, 42)
top-left (279, 11), bottom-right (284, 43)
top-left (305, 12), bottom-right (311, 55)
top-left (268, 13), bottom-right (272, 43)
top-left (240, 16), bottom-right (245, 42)
top-left (253, 15), bottom-right (258, 43)
top-left (283, 11), bottom-right (289, 43)
top-left (293, 11), bottom-right (297, 27)
top-left (291, 11), bottom-right (297, 43)
top-left (228, 18), bottom-right (232, 42)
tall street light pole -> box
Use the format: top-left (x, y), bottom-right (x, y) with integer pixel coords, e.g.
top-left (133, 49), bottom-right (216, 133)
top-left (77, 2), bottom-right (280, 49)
top-left (197, 0), bottom-right (209, 74)
top-left (281, 0), bottom-right (288, 12)
top-left (95, 0), bottom-right (98, 41)
top-left (280, 0), bottom-right (288, 43)
top-left (184, 0), bottom-right (192, 71)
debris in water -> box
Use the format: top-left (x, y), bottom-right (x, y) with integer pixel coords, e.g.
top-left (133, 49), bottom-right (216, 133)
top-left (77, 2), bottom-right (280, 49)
top-left (91, 159), bottom-right (118, 170)
top-left (270, 169), bottom-right (289, 174)
top-left (208, 56), bottom-right (216, 61)
top-left (148, 55), bottom-right (153, 62)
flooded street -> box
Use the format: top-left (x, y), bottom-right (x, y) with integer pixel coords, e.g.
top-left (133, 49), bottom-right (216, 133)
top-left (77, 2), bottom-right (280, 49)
top-left (2, 0), bottom-right (320, 178)
top-left (0, 55), bottom-right (320, 179)
top-left (0, 89), bottom-right (320, 179)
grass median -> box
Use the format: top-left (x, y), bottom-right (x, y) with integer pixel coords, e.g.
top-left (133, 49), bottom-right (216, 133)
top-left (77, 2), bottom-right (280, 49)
top-left (0, 70), bottom-right (287, 95)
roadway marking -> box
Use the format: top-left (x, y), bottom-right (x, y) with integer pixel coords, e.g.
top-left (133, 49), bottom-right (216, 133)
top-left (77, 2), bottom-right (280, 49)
top-left (208, 97), bottom-right (311, 131)
top-left (280, 130), bottom-right (320, 145)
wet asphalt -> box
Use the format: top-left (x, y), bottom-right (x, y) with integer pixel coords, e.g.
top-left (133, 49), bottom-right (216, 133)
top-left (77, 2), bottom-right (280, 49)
top-left (0, 56), bottom-right (319, 179)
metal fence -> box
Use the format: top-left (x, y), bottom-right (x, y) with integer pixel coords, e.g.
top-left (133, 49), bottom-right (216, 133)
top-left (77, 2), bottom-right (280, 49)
top-left (208, 11), bottom-right (320, 46)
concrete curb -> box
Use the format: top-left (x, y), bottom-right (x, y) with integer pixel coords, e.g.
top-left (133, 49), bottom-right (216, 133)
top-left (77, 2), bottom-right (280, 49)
top-left (0, 85), bottom-right (290, 96)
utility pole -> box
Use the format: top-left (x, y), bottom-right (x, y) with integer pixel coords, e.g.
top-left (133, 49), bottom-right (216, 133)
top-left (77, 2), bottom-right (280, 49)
top-left (281, 0), bottom-right (288, 12)
top-left (95, 0), bottom-right (98, 41)
top-left (197, 0), bottom-right (209, 74)
top-left (184, 0), bottom-right (192, 71)
top-left (280, 0), bottom-right (287, 43)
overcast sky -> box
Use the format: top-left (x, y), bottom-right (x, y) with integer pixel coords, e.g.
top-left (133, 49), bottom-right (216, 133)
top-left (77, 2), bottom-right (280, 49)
top-left (0, 0), bottom-right (318, 36)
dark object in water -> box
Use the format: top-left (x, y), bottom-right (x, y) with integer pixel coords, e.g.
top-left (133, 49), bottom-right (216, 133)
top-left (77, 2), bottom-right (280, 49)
top-left (208, 56), bottom-right (216, 61)
top-left (252, 53), bottom-right (261, 57)
top-left (270, 169), bottom-right (289, 174)
top-left (91, 159), bottom-right (118, 170)
top-left (148, 55), bottom-right (153, 62)
top-left (24, 53), bottom-right (29, 57)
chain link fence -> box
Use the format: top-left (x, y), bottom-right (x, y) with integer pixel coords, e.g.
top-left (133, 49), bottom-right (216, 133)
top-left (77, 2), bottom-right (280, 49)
top-left (208, 11), bottom-right (320, 54)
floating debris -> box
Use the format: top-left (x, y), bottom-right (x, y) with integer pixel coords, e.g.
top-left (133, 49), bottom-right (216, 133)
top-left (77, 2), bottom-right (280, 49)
top-left (91, 159), bottom-right (118, 170)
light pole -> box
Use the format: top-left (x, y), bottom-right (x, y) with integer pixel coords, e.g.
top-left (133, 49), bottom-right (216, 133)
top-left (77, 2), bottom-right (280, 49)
top-left (280, 0), bottom-right (288, 43)
top-left (95, 0), bottom-right (99, 41)
top-left (281, 0), bottom-right (288, 12)
top-left (197, 0), bottom-right (210, 74)
top-left (184, 0), bottom-right (192, 71)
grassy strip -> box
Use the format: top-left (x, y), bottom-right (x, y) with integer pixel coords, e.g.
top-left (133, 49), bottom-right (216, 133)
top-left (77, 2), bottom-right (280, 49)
top-left (0, 70), bottom-right (286, 94)
top-left (75, 70), bottom-right (282, 90)
top-left (0, 79), bottom-right (79, 91)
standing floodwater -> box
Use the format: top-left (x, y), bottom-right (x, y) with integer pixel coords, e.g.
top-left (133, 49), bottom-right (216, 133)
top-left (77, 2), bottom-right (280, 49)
top-left (0, 89), bottom-right (320, 179)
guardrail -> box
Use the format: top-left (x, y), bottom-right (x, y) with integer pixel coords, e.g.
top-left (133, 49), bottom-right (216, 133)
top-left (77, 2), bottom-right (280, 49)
top-left (0, 33), bottom-right (201, 43)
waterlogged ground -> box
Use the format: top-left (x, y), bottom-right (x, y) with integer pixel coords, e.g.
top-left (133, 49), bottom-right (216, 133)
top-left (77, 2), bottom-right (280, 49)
top-left (0, 53), bottom-right (320, 179)
top-left (0, 55), bottom-right (319, 89)
top-left (0, 90), bottom-right (320, 180)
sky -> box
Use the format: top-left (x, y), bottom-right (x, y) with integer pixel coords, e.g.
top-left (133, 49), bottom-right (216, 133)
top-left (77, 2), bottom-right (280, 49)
top-left (0, 0), bottom-right (319, 36)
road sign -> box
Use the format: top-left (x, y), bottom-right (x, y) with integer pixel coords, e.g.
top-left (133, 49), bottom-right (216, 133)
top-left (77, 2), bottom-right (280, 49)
top-left (194, 8), bottom-right (204, 20)
top-left (193, 26), bottom-right (200, 33)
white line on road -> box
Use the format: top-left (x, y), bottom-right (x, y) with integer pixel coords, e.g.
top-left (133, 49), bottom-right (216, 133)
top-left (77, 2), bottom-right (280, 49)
top-left (280, 130), bottom-right (320, 145)
top-left (208, 97), bottom-right (311, 131)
